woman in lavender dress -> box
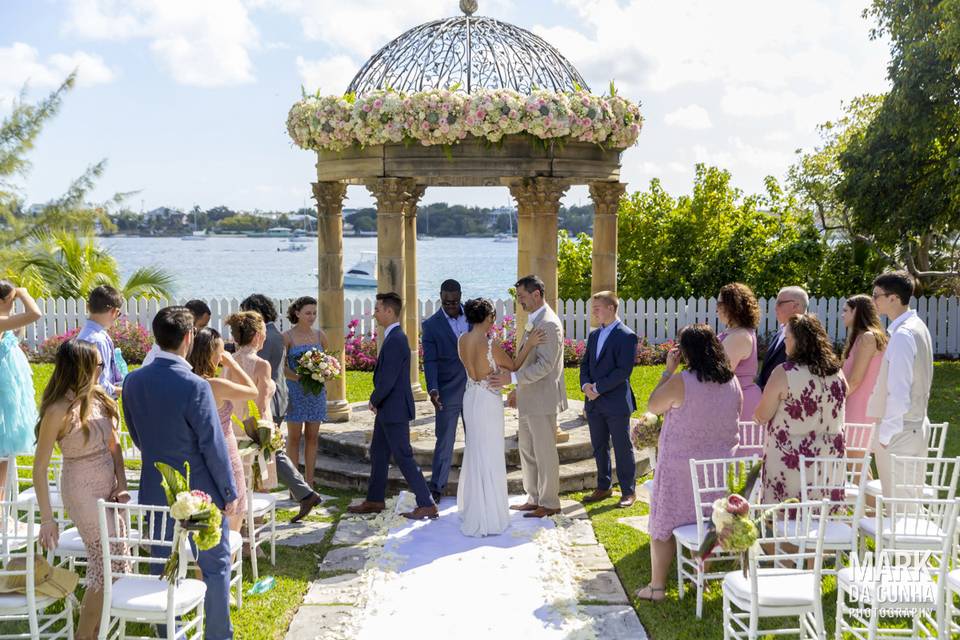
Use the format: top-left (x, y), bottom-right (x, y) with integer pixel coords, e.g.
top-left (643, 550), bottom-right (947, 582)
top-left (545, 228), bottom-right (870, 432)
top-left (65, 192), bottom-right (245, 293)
top-left (636, 324), bottom-right (742, 603)
top-left (717, 282), bottom-right (762, 420)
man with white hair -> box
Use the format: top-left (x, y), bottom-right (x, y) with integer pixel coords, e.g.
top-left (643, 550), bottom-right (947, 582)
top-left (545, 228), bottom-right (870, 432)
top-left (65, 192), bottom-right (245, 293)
top-left (756, 286), bottom-right (808, 389)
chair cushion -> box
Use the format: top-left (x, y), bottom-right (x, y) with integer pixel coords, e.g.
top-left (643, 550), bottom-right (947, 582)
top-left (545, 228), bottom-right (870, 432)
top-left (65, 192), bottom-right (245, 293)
top-left (723, 568), bottom-right (817, 607)
top-left (777, 518), bottom-right (854, 547)
top-left (17, 487), bottom-right (62, 509)
top-left (57, 527), bottom-right (142, 557)
top-left (110, 576), bottom-right (206, 614)
top-left (863, 480), bottom-right (935, 499)
top-left (228, 530), bottom-right (243, 554)
top-left (672, 523), bottom-right (706, 548)
top-left (858, 516), bottom-right (947, 545)
top-left (250, 493), bottom-right (276, 516)
top-left (837, 567), bottom-right (939, 606)
top-left (0, 592), bottom-right (59, 611)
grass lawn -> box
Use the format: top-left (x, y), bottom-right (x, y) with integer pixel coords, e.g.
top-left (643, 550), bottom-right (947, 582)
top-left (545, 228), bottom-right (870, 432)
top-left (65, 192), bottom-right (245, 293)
top-left (23, 362), bottom-right (960, 638)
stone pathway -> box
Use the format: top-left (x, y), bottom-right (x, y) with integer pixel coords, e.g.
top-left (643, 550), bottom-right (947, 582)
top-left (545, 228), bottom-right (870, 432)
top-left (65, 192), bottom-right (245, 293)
top-left (285, 497), bottom-right (647, 640)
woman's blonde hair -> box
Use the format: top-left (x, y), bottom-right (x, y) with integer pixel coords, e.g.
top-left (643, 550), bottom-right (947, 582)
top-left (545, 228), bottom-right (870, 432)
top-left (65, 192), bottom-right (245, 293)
top-left (226, 311), bottom-right (265, 347)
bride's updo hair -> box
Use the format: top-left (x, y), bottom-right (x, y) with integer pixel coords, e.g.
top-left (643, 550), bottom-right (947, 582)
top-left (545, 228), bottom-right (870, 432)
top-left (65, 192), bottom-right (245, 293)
top-left (225, 311), bottom-right (265, 346)
top-left (464, 298), bottom-right (495, 325)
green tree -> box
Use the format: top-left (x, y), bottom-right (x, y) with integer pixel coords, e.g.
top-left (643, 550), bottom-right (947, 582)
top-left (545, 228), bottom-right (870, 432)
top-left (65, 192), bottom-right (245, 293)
top-left (557, 230), bottom-right (593, 300)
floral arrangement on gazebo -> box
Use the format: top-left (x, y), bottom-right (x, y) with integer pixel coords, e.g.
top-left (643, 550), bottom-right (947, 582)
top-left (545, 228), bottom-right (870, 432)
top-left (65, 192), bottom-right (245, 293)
top-left (287, 84), bottom-right (642, 153)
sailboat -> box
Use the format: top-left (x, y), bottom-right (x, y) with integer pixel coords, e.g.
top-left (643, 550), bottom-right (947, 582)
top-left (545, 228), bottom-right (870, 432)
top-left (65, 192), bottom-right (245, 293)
top-left (417, 207), bottom-right (435, 241)
top-left (494, 208), bottom-right (517, 242)
top-left (181, 208), bottom-right (207, 240)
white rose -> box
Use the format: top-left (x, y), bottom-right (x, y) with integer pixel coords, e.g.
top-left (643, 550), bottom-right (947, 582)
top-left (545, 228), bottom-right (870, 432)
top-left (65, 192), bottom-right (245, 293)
top-left (711, 498), bottom-right (734, 531)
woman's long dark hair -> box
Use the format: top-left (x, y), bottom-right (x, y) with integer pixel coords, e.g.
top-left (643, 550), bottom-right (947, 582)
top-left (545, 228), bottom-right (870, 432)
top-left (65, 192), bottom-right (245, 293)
top-left (842, 295), bottom-right (889, 360)
top-left (678, 324), bottom-right (734, 384)
top-left (188, 327), bottom-right (223, 379)
top-left (788, 314), bottom-right (842, 377)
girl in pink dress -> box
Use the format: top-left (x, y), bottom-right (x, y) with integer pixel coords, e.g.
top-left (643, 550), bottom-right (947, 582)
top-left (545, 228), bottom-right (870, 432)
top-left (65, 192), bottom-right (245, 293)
top-left (841, 295), bottom-right (887, 424)
top-left (187, 327), bottom-right (259, 532)
top-left (34, 340), bottom-right (129, 640)
top-left (717, 283), bottom-right (762, 420)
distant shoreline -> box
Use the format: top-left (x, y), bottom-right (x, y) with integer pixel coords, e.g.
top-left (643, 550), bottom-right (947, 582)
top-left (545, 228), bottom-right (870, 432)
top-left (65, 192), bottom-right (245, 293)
top-left (98, 233), bottom-right (518, 240)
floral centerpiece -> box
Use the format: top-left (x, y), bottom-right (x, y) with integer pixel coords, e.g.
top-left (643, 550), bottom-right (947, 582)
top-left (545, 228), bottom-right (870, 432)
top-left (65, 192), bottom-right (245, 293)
top-left (630, 412), bottom-right (664, 450)
top-left (696, 461), bottom-right (763, 576)
top-left (155, 462), bottom-right (222, 584)
top-left (295, 348), bottom-right (342, 395)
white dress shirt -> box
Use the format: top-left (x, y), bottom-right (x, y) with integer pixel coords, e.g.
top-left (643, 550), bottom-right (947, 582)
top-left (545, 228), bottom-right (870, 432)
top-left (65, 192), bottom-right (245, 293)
top-left (877, 309), bottom-right (919, 444)
top-left (446, 306), bottom-right (469, 338)
top-left (511, 305), bottom-right (548, 385)
top-left (141, 343), bottom-right (161, 367)
top-left (383, 322), bottom-right (401, 341)
top-left (153, 349), bottom-right (193, 370)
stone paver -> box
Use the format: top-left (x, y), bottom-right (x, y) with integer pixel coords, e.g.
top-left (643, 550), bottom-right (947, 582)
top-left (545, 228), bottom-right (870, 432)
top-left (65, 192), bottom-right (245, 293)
top-left (285, 605), bottom-right (354, 640)
top-left (303, 573), bottom-right (363, 605)
top-left (560, 499), bottom-right (589, 520)
top-left (318, 546), bottom-right (369, 573)
top-left (561, 519), bottom-right (598, 546)
top-left (578, 605), bottom-right (648, 639)
top-left (617, 515), bottom-right (649, 534)
top-left (331, 519), bottom-right (380, 546)
top-left (275, 520), bottom-right (333, 547)
top-left (569, 544), bottom-right (615, 572)
top-left (577, 570), bottom-right (629, 604)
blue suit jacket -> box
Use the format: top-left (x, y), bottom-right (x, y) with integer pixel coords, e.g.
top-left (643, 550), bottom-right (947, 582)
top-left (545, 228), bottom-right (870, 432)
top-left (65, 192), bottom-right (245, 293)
top-left (579, 323), bottom-right (639, 416)
top-left (421, 309), bottom-right (467, 408)
top-left (371, 328), bottom-right (416, 422)
top-left (122, 357), bottom-right (238, 509)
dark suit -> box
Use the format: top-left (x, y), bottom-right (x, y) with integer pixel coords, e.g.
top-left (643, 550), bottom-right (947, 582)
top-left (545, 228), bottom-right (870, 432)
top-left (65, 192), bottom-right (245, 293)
top-left (756, 330), bottom-right (786, 390)
top-left (579, 322), bottom-right (639, 496)
top-left (421, 308), bottom-right (468, 496)
top-left (122, 356), bottom-right (237, 640)
top-left (366, 326), bottom-right (433, 507)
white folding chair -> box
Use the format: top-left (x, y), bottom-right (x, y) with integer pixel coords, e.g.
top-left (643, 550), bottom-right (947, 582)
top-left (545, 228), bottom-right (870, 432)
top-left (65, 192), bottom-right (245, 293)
top-left (798, 455), bottom-right (871, 572)
top-left (944, 506), bottom-right (960, 638)
top-left (721, 500), bottom-right (829, 640)
top-left (245, 469), bottom-right (277, 581)
top-left (838, 497), bottom-right (957, 640)
top-left (97, 500), bottom-right (206, 639)
top-left (13, 457), bottom-right (65, 513)
top-left (676, 456), bottom-right (760, 619)
top-left (734, 421), bottom-right (764, 458)
top-left (637, 447), bottom-right (656, 503)
top-left (864, 421), bottom-right (949, 498)
top-left (0, 500), bottom-right (74, 639)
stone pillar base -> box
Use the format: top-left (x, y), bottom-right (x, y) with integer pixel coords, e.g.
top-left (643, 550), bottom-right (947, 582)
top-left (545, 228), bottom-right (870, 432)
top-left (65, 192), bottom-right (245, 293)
top-left (326, 399), bottom-right (351, 423)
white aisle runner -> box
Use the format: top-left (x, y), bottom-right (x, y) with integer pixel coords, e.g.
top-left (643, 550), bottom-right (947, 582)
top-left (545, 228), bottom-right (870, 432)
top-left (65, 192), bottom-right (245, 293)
top-left (347, 493), bottom-right (594, 640)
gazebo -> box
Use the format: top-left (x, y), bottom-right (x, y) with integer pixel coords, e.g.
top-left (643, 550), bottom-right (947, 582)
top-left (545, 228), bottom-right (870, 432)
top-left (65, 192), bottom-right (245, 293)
top-left (288, 0), bottom-right (641, 423)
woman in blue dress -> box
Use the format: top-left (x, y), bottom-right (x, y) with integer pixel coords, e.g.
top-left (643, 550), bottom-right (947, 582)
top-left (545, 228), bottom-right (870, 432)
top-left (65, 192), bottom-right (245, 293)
top-left (283, 296), bottom-right (328, 488)
top-left (0, 281), bottom-right (43, 497)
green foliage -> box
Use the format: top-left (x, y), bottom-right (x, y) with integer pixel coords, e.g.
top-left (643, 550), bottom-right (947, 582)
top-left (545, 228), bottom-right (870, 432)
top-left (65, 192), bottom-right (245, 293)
top-left (217, 213), bottom-right (272, 233)
top-left (557, 230), bottom-right (593, 300)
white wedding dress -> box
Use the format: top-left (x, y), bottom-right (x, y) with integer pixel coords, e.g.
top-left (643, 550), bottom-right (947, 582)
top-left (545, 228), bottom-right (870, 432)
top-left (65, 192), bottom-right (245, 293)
top-left (457, 337), bottom-right (510, 537)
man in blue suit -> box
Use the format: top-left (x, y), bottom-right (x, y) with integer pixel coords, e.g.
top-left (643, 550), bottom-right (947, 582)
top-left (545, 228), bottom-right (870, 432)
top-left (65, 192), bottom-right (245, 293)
top-left (579, 291), bottom-right (639, 508)
top-left (347, 292), bottom-right (438, 520)
top-left (122, 306), bottom-right (238, 640)
top-left (421, 279), bottom-right (469, 503)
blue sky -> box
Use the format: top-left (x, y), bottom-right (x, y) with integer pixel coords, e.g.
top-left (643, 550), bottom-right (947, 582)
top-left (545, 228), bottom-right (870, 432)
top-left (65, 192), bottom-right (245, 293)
top-left (2, 0), bottom-right (892, 213)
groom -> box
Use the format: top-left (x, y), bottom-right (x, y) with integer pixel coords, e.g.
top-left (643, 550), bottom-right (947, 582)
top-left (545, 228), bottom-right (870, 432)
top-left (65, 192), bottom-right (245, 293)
top-left (347, 292), bottom-right (438, 520)
top-left (490, 275), bottom-right (567, 518)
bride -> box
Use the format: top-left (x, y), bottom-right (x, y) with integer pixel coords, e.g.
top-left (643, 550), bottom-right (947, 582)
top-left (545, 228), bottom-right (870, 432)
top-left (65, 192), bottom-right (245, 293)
top-left (457, 298), bottom-right (544, 537)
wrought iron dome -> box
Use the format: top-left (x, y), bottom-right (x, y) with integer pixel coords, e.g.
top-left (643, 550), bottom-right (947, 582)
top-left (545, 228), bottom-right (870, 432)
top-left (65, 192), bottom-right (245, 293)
top-left (346, 0), bottom-right (589, 96)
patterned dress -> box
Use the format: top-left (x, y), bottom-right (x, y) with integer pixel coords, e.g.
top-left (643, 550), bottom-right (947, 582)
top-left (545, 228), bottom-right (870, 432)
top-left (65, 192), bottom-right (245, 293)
top-left (0, 331), bottom-right (37, 456)
top-left (217, 399), bottom-right (246, 516)
top-left (761, 361), bottom-right (846, 503)
top-left (285, 343), bottom-right (328, 422)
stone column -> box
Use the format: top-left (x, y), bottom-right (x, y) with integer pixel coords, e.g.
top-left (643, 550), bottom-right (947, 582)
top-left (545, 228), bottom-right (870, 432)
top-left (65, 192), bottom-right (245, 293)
top-left (589, 181), bottom-right (626, 298)
top-left (403, 184), bottom-right (428, 401)
top-left (509, 184), bottom-right (535, 335)
top-left (312, 181), bottom-right (350, 422)
top-left (367, 178), bottom-right (414, 347)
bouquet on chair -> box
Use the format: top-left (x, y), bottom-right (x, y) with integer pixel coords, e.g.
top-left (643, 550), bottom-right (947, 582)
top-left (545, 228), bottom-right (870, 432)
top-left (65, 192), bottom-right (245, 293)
top-left (234, 400), bottom-right (283, 491)
top-left (155, 462), bottom-right (223, 584)
top-left (695, 460), bottom-right (762, 576)
top-left (295, 348), bottom-right (341, 395)
top-left (629, 412), bottom-right (663, 450)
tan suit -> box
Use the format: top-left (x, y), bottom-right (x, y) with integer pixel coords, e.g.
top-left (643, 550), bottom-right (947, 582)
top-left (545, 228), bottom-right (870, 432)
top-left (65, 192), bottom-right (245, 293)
top-left (515, 305), bottom-right (567, 509)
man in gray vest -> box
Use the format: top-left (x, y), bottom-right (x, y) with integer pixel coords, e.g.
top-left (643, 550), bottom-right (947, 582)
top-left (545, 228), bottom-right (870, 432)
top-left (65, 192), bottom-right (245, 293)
top-left (241, 294), bottom-right (323, 522)
top-left (867, 271), bottom-right (934, 498)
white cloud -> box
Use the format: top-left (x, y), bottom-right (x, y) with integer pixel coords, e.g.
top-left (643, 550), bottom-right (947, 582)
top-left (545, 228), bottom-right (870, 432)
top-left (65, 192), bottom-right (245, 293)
top-left (62, 0), bottom-right (258, 87)
top-left (0, 43), bottom-right (115, 104)
top-left (296, 55), bottom-right (358, 95)
top-left (664, 104), bottom-right (712, 130)
top-left (667, 162), bottom-right (688, 174)
top-left (720, 86), bottom-right (794, 118)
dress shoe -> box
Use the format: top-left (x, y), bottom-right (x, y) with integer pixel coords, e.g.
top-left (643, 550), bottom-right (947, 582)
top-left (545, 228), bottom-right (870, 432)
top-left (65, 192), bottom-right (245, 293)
top-left (290, 493), bottom-right (323, 524)
top-left (582, 489), bottom-right (613, 504)
top-left (523, 507), bottom-right (561, 518)
top-left (510, 502), bottom-right (539, 512)
top-left (618, 493), bottom-right (637, 508)
top-left (346, 500), bottom-right (385, 515)
top-left (401, 505), bottom-right (439, 520)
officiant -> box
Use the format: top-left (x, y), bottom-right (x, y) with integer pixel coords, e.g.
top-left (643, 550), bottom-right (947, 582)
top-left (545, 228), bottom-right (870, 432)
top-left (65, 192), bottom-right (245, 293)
top-left (422, 279), bottom-right (469, 504)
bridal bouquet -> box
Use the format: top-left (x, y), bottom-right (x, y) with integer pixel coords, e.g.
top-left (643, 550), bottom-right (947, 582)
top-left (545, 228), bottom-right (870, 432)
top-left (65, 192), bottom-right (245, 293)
top-left (630, 412), bottom-right (663, 450)
top-left (296, 348), bottom-right (341, 395)
top-left (696, 460), bottom-right (763, 576)
top-left (155, 462), bottom-right (222, 584)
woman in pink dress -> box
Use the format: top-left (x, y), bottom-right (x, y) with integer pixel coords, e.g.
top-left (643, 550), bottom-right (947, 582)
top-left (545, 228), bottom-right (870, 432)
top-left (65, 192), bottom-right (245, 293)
top-left (187, 327), bottom-right (259, 532)
top-left (34, 340), bottom-right (129, 640)
top-left (636, 324), bottom-right (742, 603)
top-left (717, 283), bottom-right (762, 420)
top-left (841, 295), bottom-right (886, 424)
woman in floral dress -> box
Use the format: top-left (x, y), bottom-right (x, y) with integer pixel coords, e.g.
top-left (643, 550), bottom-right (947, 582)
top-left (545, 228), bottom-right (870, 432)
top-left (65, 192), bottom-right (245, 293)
top-left (755, 313), bottom-right (847, 503)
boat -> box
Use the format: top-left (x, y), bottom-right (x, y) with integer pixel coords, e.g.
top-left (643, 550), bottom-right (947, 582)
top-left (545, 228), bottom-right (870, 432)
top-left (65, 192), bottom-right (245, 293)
top-left (417, 234), bottom-right (435, 241)
top-left (493, 233), bottom-right (516, 243)
top-left (278, 243), bottom-right (307, 252)
top-left (246, 227), bottom-right (293, 238)
top-left (181, 210), bottom-right (207, 240)
top-left (343, 251), bottom-right (377, 287)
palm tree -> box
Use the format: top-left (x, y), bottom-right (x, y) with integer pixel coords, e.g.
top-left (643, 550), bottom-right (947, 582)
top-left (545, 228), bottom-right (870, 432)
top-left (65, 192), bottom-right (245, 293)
top-left (9, 231), bottom-right (175, 300)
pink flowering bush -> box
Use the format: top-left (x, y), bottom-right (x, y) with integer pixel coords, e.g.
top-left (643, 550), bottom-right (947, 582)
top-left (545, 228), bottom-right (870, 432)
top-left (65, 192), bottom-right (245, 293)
top-left (563, 337), bottom-right (587, 366)
top-left (32, 318), bottom-right (154, 364)
top-left (635, 337), bottom-right (675, 366)
top-left (344, 319), bottom-right (378, 371)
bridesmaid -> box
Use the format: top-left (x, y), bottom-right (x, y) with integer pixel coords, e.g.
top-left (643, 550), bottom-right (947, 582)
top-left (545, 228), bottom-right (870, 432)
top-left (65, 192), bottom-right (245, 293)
top-left (0, 281), bottom-right (42, 498)
top-left (34, 340), bottom-right (129, 640)
top-left (716, 283), bottom-right (762, 420)
top-left (187, 327), bottom-right (258, 532)
top-left (841, 295), bottom-right (887, 425)
top-left (283, 297), bottom-right (328, 488)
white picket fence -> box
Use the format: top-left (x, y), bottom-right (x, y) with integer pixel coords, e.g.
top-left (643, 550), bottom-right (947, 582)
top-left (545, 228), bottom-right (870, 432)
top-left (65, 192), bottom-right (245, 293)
top-left (16, 295), bottom-right (960, 356)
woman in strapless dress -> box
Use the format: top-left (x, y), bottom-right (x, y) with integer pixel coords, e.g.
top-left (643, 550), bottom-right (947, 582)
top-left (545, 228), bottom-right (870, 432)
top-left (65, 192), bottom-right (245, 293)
top-left (717, 283), bottom-right (762, 420)
top-left (841, 295), bottom-right (886, 425)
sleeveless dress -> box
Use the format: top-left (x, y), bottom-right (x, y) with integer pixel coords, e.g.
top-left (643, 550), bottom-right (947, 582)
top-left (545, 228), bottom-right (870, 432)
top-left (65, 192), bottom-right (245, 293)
top-left (648, 371), bottom-right (741, 541)
top-left (217, 399), bottom-right (246, 516)
top-left (285, 343), bottom-right (328, 422)
top-left (761, 362), bottom-right (846, 503)
top-left (841, 336), bottom-right (883, 424)
top-left (719, 328), bottom-right (761, 421)
top-left (0, 331), bottom-right (37, 456)
top-left (59, 399), bottom-right (128, 589)
top-left (457, 338), bottom-right (510, 537)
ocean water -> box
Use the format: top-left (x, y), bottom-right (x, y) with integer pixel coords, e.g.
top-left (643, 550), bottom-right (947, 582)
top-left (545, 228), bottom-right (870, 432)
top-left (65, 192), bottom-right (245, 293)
top-left (101, 235), bottom-right (519, 301)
